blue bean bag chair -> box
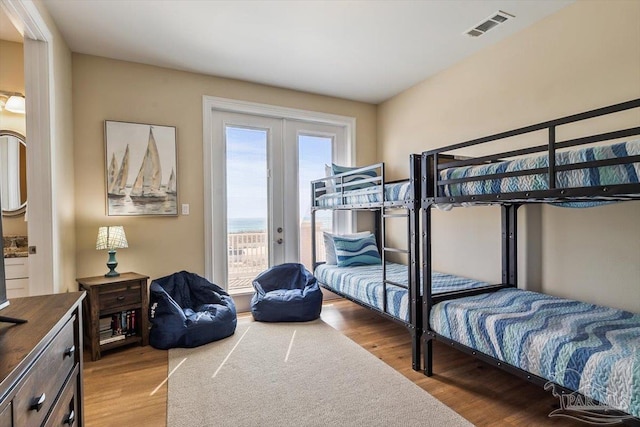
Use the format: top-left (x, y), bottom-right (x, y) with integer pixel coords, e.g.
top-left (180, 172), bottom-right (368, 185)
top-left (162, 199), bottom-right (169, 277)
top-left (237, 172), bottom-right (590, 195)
top-left (251, 263), bottom-right (322, 322)
top-left (149, 271), bottom-right (237, 349)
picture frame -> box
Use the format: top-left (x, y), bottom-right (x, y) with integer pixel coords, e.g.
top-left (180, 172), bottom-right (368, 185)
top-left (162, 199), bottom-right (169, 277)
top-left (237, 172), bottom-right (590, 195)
top-left (104, 120), bottom-right (177, 216)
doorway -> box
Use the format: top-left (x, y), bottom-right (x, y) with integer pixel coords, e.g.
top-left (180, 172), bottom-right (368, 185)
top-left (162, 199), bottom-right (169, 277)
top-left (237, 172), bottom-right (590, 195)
top-left (204, 97), bottom-right (355, 301)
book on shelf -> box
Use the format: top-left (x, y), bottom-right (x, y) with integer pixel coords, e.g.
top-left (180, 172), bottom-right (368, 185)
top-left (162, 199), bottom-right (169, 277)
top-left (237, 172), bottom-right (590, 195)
top-left (99, 334), bottom-right (126, 345)
top-left (99, 309), bottom-right (138, 345)
top-left (99, 317), bottom-right (112, 331)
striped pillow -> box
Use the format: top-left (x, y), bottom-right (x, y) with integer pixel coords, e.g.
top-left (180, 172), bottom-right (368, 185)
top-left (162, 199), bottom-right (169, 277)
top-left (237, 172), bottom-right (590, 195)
top-left (333, 234), bottom-right (381, 267)
top-left (323, 231), bottom-right (372, 265)
top-left (332, 164), bottom-right (377, 191)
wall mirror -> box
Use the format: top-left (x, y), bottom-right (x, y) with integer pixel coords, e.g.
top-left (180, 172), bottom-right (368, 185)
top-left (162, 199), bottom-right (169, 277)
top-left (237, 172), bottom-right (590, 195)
top-left (0, 130), bottom-right (27, 216)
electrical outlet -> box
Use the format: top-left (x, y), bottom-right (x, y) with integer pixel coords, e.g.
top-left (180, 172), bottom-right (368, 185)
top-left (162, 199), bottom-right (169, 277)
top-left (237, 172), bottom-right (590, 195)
top-left (181, 204), bottom-right (190, 215)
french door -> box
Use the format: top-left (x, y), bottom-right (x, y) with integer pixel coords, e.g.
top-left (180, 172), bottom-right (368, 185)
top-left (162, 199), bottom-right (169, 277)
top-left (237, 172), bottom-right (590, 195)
top-left (210, 111), bottom-right (347, 294)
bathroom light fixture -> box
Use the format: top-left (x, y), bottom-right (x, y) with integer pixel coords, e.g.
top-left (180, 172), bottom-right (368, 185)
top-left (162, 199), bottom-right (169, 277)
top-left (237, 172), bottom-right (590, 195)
top-left (96, 226), bottom-right (129, 277)
top-left (0, 91), bottom-right (26, 114)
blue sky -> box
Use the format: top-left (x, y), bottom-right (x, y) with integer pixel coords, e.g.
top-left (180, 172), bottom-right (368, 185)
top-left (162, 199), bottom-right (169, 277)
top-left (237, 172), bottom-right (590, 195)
top-left (226, 127), bottom-right (330, 222)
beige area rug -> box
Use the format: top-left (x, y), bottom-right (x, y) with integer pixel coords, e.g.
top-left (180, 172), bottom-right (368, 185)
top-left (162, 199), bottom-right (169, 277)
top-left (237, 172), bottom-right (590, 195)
top-left (168, 319), bottom-right (472, 426)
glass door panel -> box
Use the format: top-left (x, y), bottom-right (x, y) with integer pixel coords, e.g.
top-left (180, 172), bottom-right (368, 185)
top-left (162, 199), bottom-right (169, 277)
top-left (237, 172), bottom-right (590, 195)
top-left (298, 134), bottom-right (333, 271)
top-left (225, 126), bottom-right (269, 293)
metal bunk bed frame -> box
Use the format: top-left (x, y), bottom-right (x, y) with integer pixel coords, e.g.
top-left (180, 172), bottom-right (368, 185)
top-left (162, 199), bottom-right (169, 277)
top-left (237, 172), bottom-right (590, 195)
top-left (420, 98), bottom-right (640, 421)
top-left (310, 154), bottom-right (423, 371)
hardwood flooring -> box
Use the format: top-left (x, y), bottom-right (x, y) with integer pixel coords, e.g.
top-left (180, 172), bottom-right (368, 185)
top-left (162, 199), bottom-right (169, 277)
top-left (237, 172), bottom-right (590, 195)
top-left (83, 299), bottom-right (585, 426)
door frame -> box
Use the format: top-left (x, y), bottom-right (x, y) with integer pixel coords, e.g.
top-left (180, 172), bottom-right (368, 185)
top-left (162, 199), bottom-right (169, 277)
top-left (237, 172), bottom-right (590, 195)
top-left (2, 0), bottom-right (56, 295)
top-left (202, 96), bottom-right (356, 291)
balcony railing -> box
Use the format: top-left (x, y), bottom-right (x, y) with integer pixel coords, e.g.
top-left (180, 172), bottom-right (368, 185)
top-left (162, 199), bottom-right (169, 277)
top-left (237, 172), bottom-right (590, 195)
top-left (227, 232), bottom-right (268, 292)
top-left (226, 226), bottom-right (327, 293)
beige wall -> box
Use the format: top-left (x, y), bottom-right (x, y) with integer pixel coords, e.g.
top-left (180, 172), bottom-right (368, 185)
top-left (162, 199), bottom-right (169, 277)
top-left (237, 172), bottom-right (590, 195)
top-left (0, 40), bottom-right (27, 236)
top-left (73, 55), bottom-right (377, 283)
top-left (378, 1), bottom-right (640, 312)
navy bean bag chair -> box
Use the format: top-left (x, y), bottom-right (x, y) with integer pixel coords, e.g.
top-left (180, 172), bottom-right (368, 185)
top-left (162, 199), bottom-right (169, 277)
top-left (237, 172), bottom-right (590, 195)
top-left (149, 271), bottom-right (237, 349)
top-left (251, 263), bottom-right (322, 322)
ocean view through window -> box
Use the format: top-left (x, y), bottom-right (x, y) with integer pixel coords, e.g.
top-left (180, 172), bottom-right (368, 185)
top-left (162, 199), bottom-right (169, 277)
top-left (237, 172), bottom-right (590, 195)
top-left (226, 127), bottom-right (269, 293)
top-left (222, 119), bottom-right (341, 293)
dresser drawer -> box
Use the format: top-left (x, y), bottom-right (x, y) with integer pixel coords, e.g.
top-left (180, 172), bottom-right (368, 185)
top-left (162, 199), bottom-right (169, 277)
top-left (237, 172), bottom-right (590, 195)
top-left (13, 318), bottom-right (77, 427)
top-left (99, 282), bottom-right (142, 311)
top-left (6, 278), bottom-right (28, 299)
top-left (4, 258), bottom-right (28, 280)
top-left (0, 401), bottom-right (11, 427)
top-left (44, 366), bottom-right (78, 427)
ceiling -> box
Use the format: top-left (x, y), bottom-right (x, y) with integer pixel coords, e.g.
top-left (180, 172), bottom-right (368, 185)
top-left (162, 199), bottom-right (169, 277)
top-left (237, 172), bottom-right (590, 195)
top-left (36, 1), bottom-right (573, 103)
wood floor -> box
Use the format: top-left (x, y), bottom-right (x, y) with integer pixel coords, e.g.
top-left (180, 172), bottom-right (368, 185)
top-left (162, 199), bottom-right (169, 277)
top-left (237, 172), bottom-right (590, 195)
top-left (83, 299), bottom-right (585, 426)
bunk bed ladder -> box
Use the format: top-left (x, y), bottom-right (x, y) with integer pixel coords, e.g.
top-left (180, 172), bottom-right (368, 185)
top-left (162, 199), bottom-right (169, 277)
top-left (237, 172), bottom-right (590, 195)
top-left (380, 154), bottom-right (423, 371)
top-left (381, 207), bottom-right (410, 315)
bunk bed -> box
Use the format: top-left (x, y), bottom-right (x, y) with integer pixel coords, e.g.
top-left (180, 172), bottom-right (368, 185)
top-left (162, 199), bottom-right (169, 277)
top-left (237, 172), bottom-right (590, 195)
top-left (310, 155), bottom-right (492, 371)
top-left (421, 98), bottom-right (640, 421)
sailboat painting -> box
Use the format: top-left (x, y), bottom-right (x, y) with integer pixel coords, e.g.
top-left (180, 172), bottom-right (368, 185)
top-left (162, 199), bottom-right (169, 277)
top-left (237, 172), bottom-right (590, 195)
top-left (105, 121), bottom-right (177, 216)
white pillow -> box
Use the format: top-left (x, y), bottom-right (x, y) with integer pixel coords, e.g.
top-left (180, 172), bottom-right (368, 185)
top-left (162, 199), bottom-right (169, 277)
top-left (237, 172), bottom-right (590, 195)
top-left (323, 231), bottom-right (372, 265)
top-left (325, 164), bottom-right (334, 193)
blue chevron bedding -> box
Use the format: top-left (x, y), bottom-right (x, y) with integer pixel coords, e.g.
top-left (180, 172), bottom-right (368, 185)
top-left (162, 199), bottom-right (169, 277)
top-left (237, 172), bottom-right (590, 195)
top-left (315, 262), bottom-right (489, 321)
top-left (431, 288), bottom-right (640, 417)
top-left (440, 139), bottom-right (640, 199)
top-left (317, 181), bottom-right (411, 208)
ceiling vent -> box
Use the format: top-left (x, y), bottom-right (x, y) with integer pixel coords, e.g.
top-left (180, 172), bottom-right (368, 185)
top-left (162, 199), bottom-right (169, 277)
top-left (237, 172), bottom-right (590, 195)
top-left (465, 10), bottom-right (514, 37)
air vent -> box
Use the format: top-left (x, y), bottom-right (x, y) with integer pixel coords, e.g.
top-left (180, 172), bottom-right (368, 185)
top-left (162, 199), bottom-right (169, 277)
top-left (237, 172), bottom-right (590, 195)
top-left (465, 10), bottom-right (514, 37)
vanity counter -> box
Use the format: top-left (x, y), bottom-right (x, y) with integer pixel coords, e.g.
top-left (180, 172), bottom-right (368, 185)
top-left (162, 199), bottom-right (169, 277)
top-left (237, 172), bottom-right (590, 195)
top-left (2, 235), bottom-right (28, 258)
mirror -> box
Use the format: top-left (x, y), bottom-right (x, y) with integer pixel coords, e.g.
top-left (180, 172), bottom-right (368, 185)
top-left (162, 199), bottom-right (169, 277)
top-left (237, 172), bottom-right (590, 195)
top-left (0, 130), bottom-right (27, 216)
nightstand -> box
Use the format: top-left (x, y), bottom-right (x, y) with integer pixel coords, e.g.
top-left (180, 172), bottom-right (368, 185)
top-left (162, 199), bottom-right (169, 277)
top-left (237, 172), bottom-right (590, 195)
top-left (76, 272), bottom-right (150, 361)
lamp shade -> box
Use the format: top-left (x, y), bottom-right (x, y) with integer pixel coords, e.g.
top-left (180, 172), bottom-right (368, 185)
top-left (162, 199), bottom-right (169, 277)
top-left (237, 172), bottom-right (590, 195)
top-left (5, 95), bottom-right (25, 114)
top-left (96, 226), bottom-right (128, 250)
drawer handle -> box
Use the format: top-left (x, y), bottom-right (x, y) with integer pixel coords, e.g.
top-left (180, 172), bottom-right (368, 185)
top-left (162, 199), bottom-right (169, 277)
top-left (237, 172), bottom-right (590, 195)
top-left (65, 409), bottom-right (75, 425)
top-left (30, 393), bottom-right (46, 411)
top-left (116, 296), bottom-right (125, 301)
top-left (64, 345), bottom-right (76, 358)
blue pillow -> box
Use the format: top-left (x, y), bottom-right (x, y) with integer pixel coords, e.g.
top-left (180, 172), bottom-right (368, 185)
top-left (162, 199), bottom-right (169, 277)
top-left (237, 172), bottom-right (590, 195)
top-left (332, 163), bottom-right (377, 191)
top-left (333, 234), bottom-right (382, 267)
top-left (323, 231), bottom-right (372, 265)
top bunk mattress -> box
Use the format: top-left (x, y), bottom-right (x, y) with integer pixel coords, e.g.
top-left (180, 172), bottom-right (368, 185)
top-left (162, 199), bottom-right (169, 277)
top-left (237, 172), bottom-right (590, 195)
top-left (430, 288), bottom-right (640, 418)
top-left (439, 139), bottom-right (640, 199)
top-left (316, 181), bottom-right (412, 208)
top-left (315, 262), bottom-right (489, 322)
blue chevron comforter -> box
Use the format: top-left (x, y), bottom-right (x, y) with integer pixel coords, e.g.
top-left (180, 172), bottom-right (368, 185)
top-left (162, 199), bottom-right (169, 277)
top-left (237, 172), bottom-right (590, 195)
top-left (440, 139), bottom-right (640, 199)
top-left (315, 262), bottom-right (489, 321)
top-left (431, 288), bottom-right (640, 417)
top-left (316, 181), bottom-right (411, 207)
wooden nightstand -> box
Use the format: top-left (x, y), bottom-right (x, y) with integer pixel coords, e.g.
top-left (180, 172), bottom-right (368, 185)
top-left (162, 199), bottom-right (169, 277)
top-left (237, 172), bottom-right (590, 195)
top-left (76, 272), bottom-right (150, 361)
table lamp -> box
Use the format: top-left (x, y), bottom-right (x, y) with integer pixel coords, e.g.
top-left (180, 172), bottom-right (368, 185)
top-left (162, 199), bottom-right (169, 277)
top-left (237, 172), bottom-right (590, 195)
top-left (96, 226), bottom-right (128, 277)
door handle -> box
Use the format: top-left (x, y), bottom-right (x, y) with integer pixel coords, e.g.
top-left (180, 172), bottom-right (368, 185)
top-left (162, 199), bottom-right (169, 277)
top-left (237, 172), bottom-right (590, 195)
top-left (276, 238), bottom-right (283, 244)
top-left (277, 227), bottom-right (283, 233)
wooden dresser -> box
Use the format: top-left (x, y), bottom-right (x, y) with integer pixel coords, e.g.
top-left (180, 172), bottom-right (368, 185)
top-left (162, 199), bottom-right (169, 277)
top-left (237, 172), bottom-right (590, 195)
top-left (0, 292), bottom-right (85, 427)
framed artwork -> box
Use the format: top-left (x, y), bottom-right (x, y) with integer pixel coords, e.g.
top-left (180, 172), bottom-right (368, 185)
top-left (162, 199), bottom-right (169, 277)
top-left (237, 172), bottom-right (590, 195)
top-left (104, 120), bottom-right (177, 216)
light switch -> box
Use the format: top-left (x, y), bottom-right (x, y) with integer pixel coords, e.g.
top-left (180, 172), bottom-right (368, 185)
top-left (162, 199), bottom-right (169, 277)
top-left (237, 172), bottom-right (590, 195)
top-left (181, 204), bottom-right (190, 215)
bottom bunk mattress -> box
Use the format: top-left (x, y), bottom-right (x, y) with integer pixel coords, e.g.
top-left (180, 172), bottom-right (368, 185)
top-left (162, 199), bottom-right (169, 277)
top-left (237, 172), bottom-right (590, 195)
top-left (430, 288), bottom-right (640, 418)
top-left (314, 262), bottom-right (489, 322)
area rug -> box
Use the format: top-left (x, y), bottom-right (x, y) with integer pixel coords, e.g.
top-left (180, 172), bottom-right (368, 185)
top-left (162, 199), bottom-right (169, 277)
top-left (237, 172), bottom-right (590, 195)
top-left (167, 319), bottom-right (471, 426)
